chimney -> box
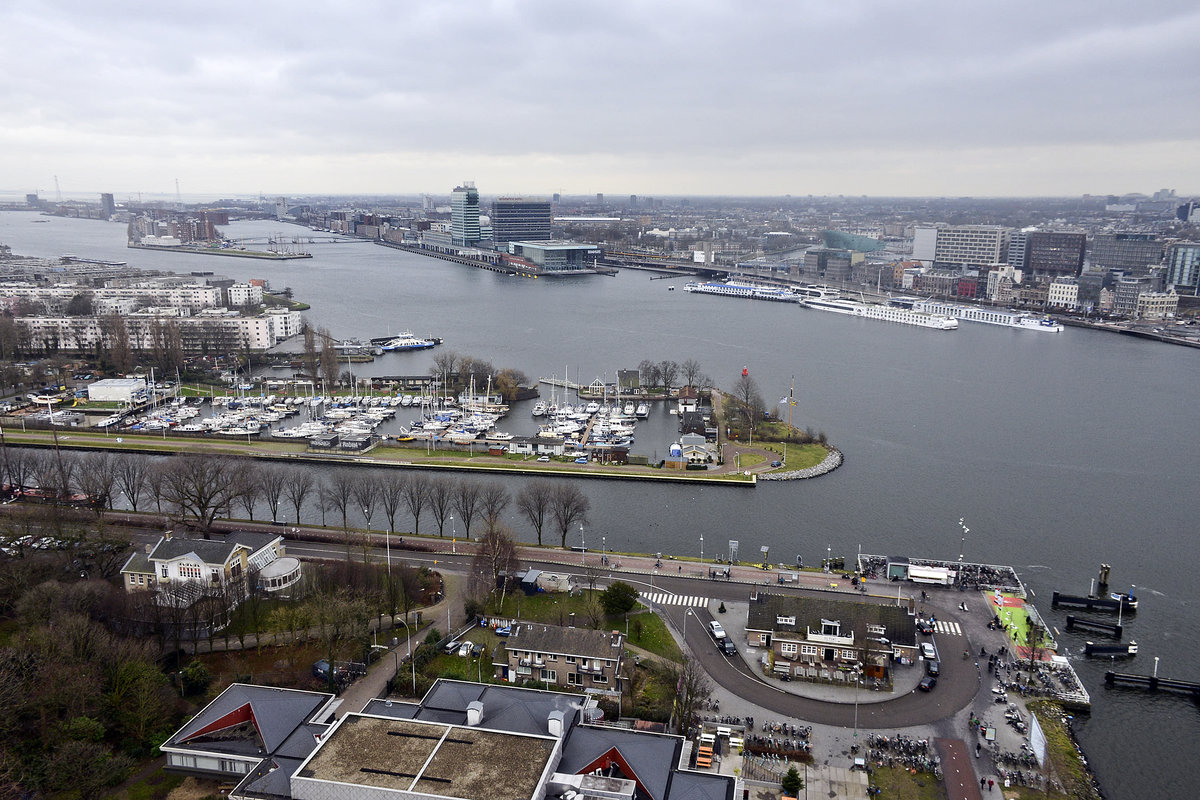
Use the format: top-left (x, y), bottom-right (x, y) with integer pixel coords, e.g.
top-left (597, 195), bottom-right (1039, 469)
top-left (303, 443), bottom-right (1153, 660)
top-left (568, 612), bottom-right (576, 628)
top-left (144, 543), bottom-right (152, 554)
top-left (163, 530), bottom-right (172, 541)
top-left (466, 701), bottom-right (483, 726)
top-left (548, 710), bottom-right (564, 738)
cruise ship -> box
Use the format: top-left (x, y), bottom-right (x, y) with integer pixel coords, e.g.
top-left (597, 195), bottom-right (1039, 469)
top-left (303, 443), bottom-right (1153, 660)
top-left (684, 279), bottom-right (799, 302)
top-left (802, 296), bottom-right (958, 330)
top-left (910, 300), bottom-right (1064, 333)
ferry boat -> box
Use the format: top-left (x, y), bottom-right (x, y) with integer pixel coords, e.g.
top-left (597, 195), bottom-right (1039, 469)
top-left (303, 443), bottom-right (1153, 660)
top-left (684, 279), bottom-right (799, 302)
top-left (802, 297), bottom-right (958, 330)
top-left (379, 332), bottom-right (438, 351)
top-left (910, 300), bottom-right (1064, 333)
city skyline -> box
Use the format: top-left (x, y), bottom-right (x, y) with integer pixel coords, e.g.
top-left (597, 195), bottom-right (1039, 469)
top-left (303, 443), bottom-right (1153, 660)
top-left (2, 0), bottom-right (1198, 198)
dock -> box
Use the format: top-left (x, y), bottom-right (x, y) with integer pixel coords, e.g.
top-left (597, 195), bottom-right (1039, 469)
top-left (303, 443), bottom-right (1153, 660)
top-left (1084, 641), bottom-right (1137, 657)
top-left (1104, 671), bottom-right (1200, 698)
top-left (1065, 614), bottom-right (1123, 639)
top-left (1051, 591), bottom-right (1136, 613)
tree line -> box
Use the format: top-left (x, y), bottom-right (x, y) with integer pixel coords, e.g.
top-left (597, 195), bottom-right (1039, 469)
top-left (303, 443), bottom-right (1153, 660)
top-left (0, 448), bottom-right (591, 549)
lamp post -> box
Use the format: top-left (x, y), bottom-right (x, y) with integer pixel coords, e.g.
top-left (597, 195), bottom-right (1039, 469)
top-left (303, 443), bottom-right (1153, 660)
top-left (958, 518), bottom-right (969, 583)
top-left (450, 515), bottom-right (455, 554)
top-left (580, 524), bottom-right (585, 565)
top-left (852, 666), bottom-right (862, 739)
top-left (602, 536), bottom-right (606, 564)
top-left (685, 607), bottom-right (694, 644)
top-left (700, 535), bottom-right (704, 565)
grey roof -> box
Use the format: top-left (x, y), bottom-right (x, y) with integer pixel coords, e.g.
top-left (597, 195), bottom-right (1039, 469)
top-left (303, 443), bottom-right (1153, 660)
top-left (149, 531), bottom-right (279, 567)
top-left (559, 725), bottom-right (683, 800)
top-left (506, 623), bottom-right (623, 661)
top-left (745, 594), bottom-right (916, 646)
top-left (164, 683), bottom-right (332, 756)
top-left (415, 679), bottom-right (582, 737)
top-left (231, 754), bottom-right (304, 800)
top-left (120, 549), bottom-right (152, 574)
top-left (665, 770), bottom-right (736, 800)
top-left (361, 699), bottom-right (421, 719)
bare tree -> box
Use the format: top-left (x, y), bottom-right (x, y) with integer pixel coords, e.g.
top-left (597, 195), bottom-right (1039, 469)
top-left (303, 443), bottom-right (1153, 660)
top-left (259, 466), bottom-right (286, 523)
top-left (160, 454), bottom-right (249, 537)
top-left (550, 483), bottom-right (590, 549)
top-left (74, 451), bottom-right (118, 516)
top-left (638, 359), bottom-right (661, 388)
top-left (470, 524), bottom-right (521, 610)
top-left (116, 454), bottom-right (150, 512)
top-left (452, 479), bottom-right (481, 539)
top-left (4, 447), bottom-right (33, 491)
top-left (480, 481), bottom-right (511, 534)
top-left (321, 470), bottom-right (357, 551)
top-left (659, 655), bottom-right (713, 735)
top-left (732, 373), bottom-right (764, 429)
top-left (403, 473), bottom-right (428, 534)
top-left (301, 324), bottom-right (320, 381)
top-left (515, 480), bottom-right (553, 546)
top-left (430, 350), bottom-right (460, 382)
top-left (145, 461), bottom-right (168, 513)
top-left (426, 477), bottom-right (453, 536)
top-left (680, 359), bottom-right (704, 389)
top-left (234, 468), bottom-right (261, 521)
top-left (659, 360), bottom-right (680, 389)
top-left (318, 328), bottom-right (340, 391)
top-left (283, 467), bottom-right (315, 525)
top-left (378, 471), bottom-right (408, 534)
top-left (353, 476), bottom-right (380, 556)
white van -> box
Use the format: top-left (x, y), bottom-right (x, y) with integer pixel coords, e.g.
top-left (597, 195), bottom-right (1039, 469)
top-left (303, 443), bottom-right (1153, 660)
top-left (709, 621), bottom-right (727, 640)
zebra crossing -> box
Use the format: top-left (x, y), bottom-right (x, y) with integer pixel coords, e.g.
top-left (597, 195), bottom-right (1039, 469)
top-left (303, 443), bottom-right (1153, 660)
top-left (934, 620), bottom-right (963, 636)
top-left (639, 592), bottom-right (710, 608)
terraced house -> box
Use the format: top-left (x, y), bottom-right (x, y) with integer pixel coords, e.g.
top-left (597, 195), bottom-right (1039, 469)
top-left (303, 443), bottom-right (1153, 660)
top-left (497, 623), bottom-right (625, 696)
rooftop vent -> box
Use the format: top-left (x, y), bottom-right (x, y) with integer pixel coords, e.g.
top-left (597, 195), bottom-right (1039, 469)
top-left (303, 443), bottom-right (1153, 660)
top-left (548, 710), bottom-right (565, 737)
top-left (466, 700), bottom-right (484, 726)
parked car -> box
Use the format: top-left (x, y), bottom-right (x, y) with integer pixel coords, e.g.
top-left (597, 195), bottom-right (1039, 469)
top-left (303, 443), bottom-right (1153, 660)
top-left (443, 640), bottom-right (462, 654)
top-left (920, 642), bottom-right (937, 660)
top-left (917, 620), bottom-right (934, 635)
top-left (918, 676), bottom-right (937, 691)
top-left (536, 455), bottom-right (551, 462)
top-left (926, 660), bottom-right (940, 677)
top-left (719, 638), bottom-right (737, 656)
top-left (574, 456), bottom-right (589, 464)
top-left (708, 620), bottom-right (727, 640)
top-left (457, 642), bottom-right (473, 657)
top-left (771, 460), bottom-right (782, 467)
top-left (495, 626), bottom-right (511, 636)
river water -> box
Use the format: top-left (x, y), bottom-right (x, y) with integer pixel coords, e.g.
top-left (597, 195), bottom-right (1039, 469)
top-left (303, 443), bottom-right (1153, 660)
top-left (2, 212), bottom-right (1197, 798)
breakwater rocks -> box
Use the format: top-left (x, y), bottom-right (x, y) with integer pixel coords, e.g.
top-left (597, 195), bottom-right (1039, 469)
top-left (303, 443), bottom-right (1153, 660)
top-left (759, 446), bottom-right (843, 481)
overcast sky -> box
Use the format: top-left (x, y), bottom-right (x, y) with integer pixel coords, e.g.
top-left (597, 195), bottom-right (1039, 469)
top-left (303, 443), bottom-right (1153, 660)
top-left (3, 0), bottom-right (1198, 199)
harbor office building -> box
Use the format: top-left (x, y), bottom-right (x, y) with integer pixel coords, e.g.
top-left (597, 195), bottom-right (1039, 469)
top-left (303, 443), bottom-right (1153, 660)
top-left (745, 594), bottom-right (917, 683)
top-left (505, 241), bottom-right (602, 272)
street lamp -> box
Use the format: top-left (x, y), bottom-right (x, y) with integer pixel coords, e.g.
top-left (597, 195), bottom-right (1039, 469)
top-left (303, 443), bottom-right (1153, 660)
top-left (685, 607), bottom-right (694, 643)
top-left (958, 517), bottom-right (969, 581)
top-left (579, 524), bottom-right (585, 565)
top-left (852, 665), bottom-right (862, 739)
top-left (700, 535), bottom-right (704, 565)
top-left (450, 515), bottom-right (455, 554)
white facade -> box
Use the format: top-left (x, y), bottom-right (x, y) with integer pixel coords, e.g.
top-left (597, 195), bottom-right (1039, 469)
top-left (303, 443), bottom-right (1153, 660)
top-left (1136, 291), bottom-right (1178, 320)
top-left (917, 225), bottom-right (1010, 268)
top-left (1047, 278), bottom-right (1079, 310)
top-left (912, 227), bottom-right (939, 263)
top-left (16, 313), bottom-right (282, 352)
top-left (264, 308), bottom-right (303, 342)
top-left (0, 283), bottom-right (220, 312)
top-left (226, 283), bottom-right (264, 307)
top-left (87, 377), bottom-right (147, 403)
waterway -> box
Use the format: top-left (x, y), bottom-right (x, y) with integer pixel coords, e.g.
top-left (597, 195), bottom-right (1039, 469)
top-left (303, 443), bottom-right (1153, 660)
top-left (2, 211), bottom-right (1198, 799)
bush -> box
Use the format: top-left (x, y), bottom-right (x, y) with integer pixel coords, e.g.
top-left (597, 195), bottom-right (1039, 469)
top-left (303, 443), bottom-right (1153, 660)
top-left (781, 765), bottom-right (803, 795)
top-left (180, 659), bottom-right (212, 697)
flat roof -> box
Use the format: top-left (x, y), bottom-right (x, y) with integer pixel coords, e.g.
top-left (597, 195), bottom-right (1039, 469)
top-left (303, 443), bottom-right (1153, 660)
top-left (295, 714), bottom-right (557, 800)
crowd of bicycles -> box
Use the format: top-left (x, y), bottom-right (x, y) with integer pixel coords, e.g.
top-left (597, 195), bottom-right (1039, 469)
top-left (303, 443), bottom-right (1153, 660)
top-left (856, 555), bottom-right (1021, 593)
top-left (857, 734), bottom-right (942, 778)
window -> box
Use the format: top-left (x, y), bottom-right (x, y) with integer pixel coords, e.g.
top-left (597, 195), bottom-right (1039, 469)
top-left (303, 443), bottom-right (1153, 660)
top-left (593, 674), bottom-right (608, 684)
top-left (780, 642), bottom-right (798, 657)
top-left (160, 564), bottom-right (169, 578)
top-left (128, 575), bottom-right (136, 585)
top-left (567, 673), bottom-right (581, 685)
top-left (801, 645), bottom-right (819, 656)
top-left (179, 563), bottom-right (202, 580)
top-left (548, 654), bottom-right (557, 661)
top-left (776, 615), bottom-right (796, 626)
top-left (211, 568), bottom-right (220, 583)
top-left (565, 656), bottom-right (576, 664)
top-left (867, 624), bottom-right (886, 636)
top-left (138, 575), bottom-right (145, 585)
top-left (821, 619), bottom-right (841, 636)
top-left (540, 669), bottom-right (557, 682)
top-left (842, 649), bottom-right (856, 660)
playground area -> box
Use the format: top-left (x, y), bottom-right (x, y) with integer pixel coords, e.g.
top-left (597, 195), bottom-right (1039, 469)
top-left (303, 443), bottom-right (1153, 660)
top-left (988, 591), bottom-right (1056, 660)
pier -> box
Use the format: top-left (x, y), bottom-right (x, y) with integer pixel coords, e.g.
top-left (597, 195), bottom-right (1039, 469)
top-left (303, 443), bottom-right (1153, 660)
top-left (1104, 671), bottom-right (1200, 698)
top-left (1051, 591), bottom-right (1135, 613)
top-left (1065, 614), bottom-right (1123, 638)
top-left (1085, 641), bottom-right (1137, 657)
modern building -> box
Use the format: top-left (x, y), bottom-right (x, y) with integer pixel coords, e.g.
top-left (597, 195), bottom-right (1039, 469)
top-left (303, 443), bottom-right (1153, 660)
top-left (801, 248), bottom-right (855, 282)
top-left (491, 198), bottom-right (552, 244)
top-left (745, 594), bottom-right (916, 683)
top-left (450, 183), bottom-right (481, 246)
top-left (1089, 233), bottom-right (1163, 275)
top-left (914, 225), bottom-right (1009, 269)
top-left (498, 623), bottom-right (624, 694)
top-left (86, 377), bottom-right (147, 403)
top-left (1114, 275), bottom-right (1155, 316)
top-left (1024, 232), bottom-right (1086, 279)
top-left (506, 241), bottom-right (601, 272)
top-left (165, 678), bottom-right (735, 800)
top-left (1165, 242), bottom-right (1200, 295)
top-left (100, 193), bottom-right (116, 218)
top-left (15, 308), bottom-right (301, 354)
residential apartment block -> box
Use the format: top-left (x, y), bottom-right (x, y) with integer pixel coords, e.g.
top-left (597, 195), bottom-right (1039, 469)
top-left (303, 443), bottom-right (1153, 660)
top-left (498, 623), bottom-right (624, 694)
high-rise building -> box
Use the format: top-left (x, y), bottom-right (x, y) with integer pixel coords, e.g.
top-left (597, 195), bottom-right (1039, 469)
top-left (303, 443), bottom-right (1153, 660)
top-left (1007, 231), bottom-right (1029, 270)
top-left (490, 198), bottom-right (552, 243)
top-left (450, 183), bottom-right (481, 246)
top-left (1024, 231), bottom-right (1086, 279)
top-left (914, 225), bottom-right (1009, 269)
top-left (1088, 233), bottom-right (1163, 274)
top-left (1165, 242), bottom-right (1200, 295)
top-left (99, 193), bottom-right (116, 218)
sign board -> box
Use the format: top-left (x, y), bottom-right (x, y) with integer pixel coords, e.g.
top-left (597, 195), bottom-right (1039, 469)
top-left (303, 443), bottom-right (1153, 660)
top-left (1028, 712), bottom-right (1047, 765)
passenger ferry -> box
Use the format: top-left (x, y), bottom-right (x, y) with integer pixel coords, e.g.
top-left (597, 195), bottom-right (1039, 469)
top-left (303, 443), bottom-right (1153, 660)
top-left (684, 279), bottom-right (799, 302)
top-left (802, 296), bottom-right (958, 330)
top-left (378, 332), bottom-right (438, 351)
top-left (909, 300), bottom-right (1064, 332)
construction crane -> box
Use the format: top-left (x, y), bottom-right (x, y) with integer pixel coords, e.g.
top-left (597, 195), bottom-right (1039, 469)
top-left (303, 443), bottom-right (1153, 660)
top-left (54, 175), bottom-right (62, 203)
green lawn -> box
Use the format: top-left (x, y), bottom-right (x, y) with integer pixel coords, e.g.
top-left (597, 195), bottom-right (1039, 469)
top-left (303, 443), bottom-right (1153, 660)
top-left (993, 594), bottom-right (1054, 650)
top-left (624, 609), bottom-right (682, 662)
top-left (868, 766), bottom-right (945, 800)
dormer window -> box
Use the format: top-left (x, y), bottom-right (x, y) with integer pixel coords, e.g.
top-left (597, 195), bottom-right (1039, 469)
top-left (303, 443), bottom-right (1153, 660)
top-left (776, 615), bottom-right (796, 626)
top-left (821, 619), bottom-right (841, 636)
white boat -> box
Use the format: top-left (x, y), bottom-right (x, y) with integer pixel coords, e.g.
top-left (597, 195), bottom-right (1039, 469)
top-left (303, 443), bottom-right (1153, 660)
top-left (635, 403), bottom-right (649, 419)
top-left (684, 279), bottom-right (799, 302)
top-left (379, 332), bottom-right (437, 351)
top-left (623, 402), bottom-right (635, 416)
top-left (802, 297), bottom-right (957, 330)
top-left (532, 401), bottom-right (547, 417)
top-left (911, 300), bottom-right (1065, 333)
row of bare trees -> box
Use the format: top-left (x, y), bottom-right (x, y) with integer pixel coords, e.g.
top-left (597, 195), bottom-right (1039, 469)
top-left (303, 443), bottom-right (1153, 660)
top-left (637, 358), bottom-right (711, 391)
top-left (1, 448), bottom-right (592, 547)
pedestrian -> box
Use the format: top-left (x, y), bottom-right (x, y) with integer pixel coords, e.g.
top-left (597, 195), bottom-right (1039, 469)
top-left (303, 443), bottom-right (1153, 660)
top-left (980, 777), bottom-right (987, 789)
top-left (988, 778), bottom-right (994, 791)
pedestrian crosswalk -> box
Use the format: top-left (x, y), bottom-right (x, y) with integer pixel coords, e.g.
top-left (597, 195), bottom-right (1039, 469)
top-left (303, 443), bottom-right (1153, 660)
top-left (934, 620), bottom-right (963, 636)
top-left (639, 592), bottom-right (710, 608)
